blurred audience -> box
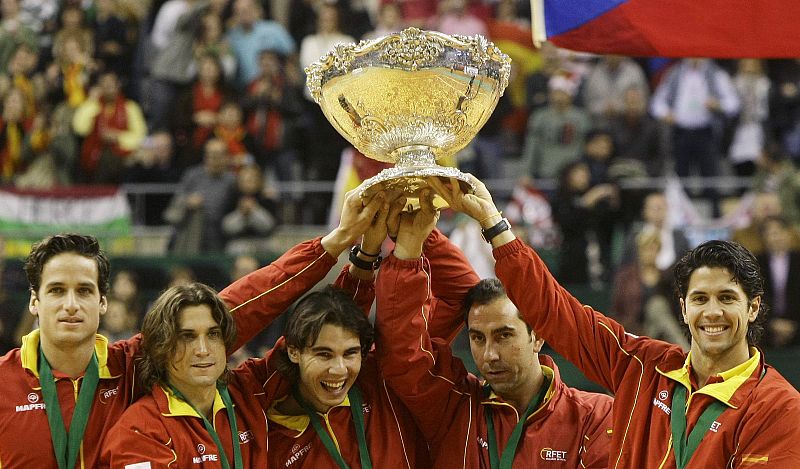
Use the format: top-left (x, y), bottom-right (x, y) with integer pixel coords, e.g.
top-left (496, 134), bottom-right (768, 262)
top-left (222, 164), bottom-right (279, 255)
top-left (757, 216), bottom-right (800, 347)
top-left (164, 137), bottom-right (236, 253)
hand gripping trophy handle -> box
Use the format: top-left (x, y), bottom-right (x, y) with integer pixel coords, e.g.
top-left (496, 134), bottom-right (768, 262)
top-left (305, 28), bottom-right (511, 210)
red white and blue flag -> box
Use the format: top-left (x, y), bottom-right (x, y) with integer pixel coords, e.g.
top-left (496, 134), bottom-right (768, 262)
top-left (531, 0), bottom-right (800, 58)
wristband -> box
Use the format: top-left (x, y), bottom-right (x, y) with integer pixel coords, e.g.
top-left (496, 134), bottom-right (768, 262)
top-left (481, 218), bottom-right (511, 243)
top-left (358, 246), bottom-right (381, 258)
top-left (349, 245), bottom-right (382, 271)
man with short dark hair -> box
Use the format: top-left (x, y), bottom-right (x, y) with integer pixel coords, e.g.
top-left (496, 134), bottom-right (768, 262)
top-left (375, 190), bottom-right (613, 468)
top-left (430, 175), bottom-right (800, 468)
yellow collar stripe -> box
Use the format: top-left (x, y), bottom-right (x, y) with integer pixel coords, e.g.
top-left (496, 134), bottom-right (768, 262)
top-left (161, 385), bottom-right (227, 419)
top-left (20, 330), bottom-right (117, 379)
top-left (659, 348), bottom-right (761, 407)
top-left (267, 394), bottom-right (352, 434)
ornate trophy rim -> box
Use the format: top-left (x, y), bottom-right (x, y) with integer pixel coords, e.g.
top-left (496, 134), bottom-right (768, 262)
top-left (305, 27), bottom-right (511, 104)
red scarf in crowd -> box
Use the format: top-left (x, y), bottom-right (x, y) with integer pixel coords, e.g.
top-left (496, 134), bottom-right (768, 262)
top-left (246, 79), bottom-right (284, 151)
top-left (80, 95), bottom-right (130, 173)
top-left (192, 83), bottom-right (224, 150)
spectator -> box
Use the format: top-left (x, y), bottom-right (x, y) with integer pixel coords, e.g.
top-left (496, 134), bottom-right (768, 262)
top-left (191, 12), bottom-right (236, 82)
top-left (608, 87), bottom-right (666, 177)
top-left (757, 215), bottom-right (800, 348)
top-left (172, 53), bottom-right (231, 166)
top-left (51, 5), bottom-right (94, 63)
top-left (379, 0), bottom-right (437, 28)
top-left (92, 0), bottom-right (130, 77)
top-left (612, 230), bottom-right (690, 348)
top-left (651, 58), bottom-right (740, 215)
top-left (167, 265), bottom-right (196, 287)
top-left (164, 138), bottom-right (237, 254)
top-left (147, 0), bottom-right (211, 131)
top-left (361, 2), bottom-right (404, 41)
top-left (620, 191), bottom-right (691, 270)
top-left (125, 130), bottom-right (181, 184)
top-left (227, 0), bottom-right (295, 87)
top-left (583, 55), bottom-right (649, 124)
top-left (768, 59), bottom-right (800, 160)
top-left (521, 73), bottom-right (590, 179)
top-left (213, 100), bottom-right (256, 171)
top-left (551, 161), bottom-right (619, 285)
top-left (15, 105), bottom-right (77, 188)
top-left (731, 191), bottom-right (789, 256)
top-left (98, 297), bottom-right (138, 342)
top-left (242, 49), bottom-right (303, 182)
top-left (298, 3), bottom-right (354, 100)
top-left (110, 269), bottom-right (144, 320)
top-left (524, 41), bottom-right (562, 112)
top-left (0, 0), bottom-right (38, 72)
top-left (729, 59), bottom-right (771, 177)
top-left (222, 164), bottom-right (279, 255)
top-left (1, 43), bottom-right (39, 120)
top-left (753, 142), bottom-right (800, 229)
top-left (72, 70), bottom-right (147, 183)
top-left (581, 128), bottom-right (617, 185)
top-left (0, 86), bottom-right (45, 183)
top-left (429, 0), bottom-right (487, 37)
top-left (45, 33), bottom-right (94, 113)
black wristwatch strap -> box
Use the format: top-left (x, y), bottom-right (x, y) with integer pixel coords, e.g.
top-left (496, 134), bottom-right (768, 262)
top-left (349, 245), bottom-right (382, 271)
top-left (481, 218), bottom-right (511, 243)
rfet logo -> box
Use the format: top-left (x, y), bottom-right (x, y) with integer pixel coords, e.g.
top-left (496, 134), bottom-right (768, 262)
top-left (197, 444), bottom-right (206, 455)
top-left (99, 386), bottom-right (120, 404)
top-left (27, 393), bottom-right (39, 403)
top-left (238, 430), bottom-right (253, 444)
top-left (659, 390), bottom-right (669, 401)
top-left (540, 448), bottom-right (568, 462)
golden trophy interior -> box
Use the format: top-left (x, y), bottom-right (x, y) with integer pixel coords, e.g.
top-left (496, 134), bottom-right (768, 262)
top-left (307, 28), bottom-right (511, 211)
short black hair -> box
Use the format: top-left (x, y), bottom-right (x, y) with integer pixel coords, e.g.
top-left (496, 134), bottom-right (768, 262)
top-left (24, 234), bottom-right (110, 296)
top-left (462, 278), bottom-right (532, 334)
top-left (674, 240), bottom-right (768, 345)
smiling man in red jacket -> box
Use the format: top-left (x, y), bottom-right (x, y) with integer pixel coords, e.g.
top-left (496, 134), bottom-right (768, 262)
top-left (428, 175), bottom-right (800, 468)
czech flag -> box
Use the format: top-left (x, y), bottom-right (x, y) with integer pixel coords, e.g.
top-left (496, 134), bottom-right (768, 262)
top-left (531, 0), bottom-right (800, 58)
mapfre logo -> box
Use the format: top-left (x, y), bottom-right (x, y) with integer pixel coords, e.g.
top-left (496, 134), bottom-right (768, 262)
top-left (653, 390), bottom-right (671, 416)
top-left (192, 444), bottom-right (219, 464)
top-left (540, 448), bottom-right (567, 461)
top-left (285, 443), bottom-right (312, 466)
top-left (16, 393), bottom-right (45, 412)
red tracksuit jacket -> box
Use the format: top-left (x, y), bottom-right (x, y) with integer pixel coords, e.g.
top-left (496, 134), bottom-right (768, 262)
top-left (376, 252), bottom-right (614, 468)
top-left (494, 238), bottom-right (800, 468)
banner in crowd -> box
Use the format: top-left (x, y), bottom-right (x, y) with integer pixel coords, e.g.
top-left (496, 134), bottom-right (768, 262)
top-left (531, 0), bottom-right (800, 58)
top-left (0, 186), bottom-right (134, 256)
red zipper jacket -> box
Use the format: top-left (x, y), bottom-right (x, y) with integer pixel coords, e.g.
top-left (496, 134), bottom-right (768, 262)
top-left (494, 238), bottom-right (800, 468)
top-left (375, 252), bottom-right (613, 468)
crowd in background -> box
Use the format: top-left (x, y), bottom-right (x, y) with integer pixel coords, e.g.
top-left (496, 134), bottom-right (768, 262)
top-left (1, 0), bottom-right (800, 355)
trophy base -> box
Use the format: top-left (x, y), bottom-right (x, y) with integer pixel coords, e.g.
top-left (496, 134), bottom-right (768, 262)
top-left (359, 165), bottom-right (474, 211)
